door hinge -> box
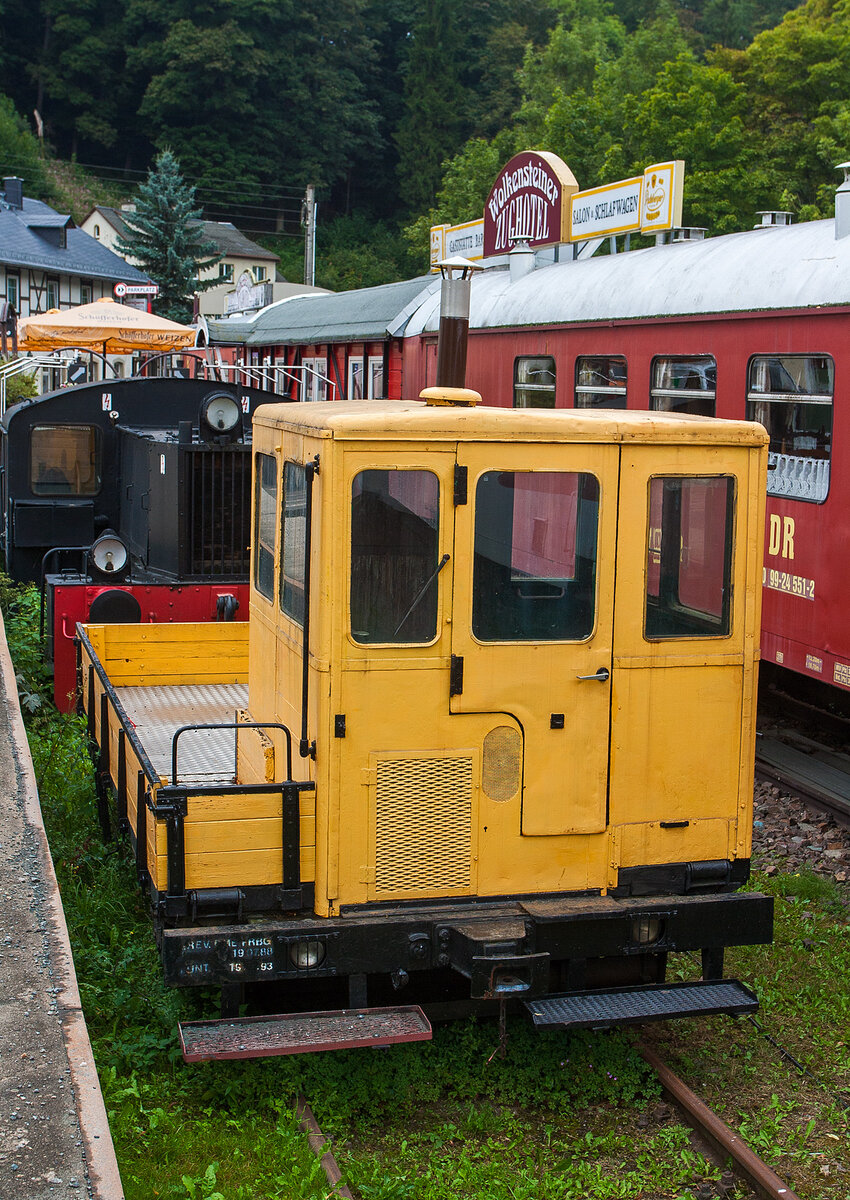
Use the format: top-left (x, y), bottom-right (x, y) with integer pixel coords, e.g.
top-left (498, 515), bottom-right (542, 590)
top-left (450, 654), bottom-right (464, 696)
top-left (454, 464), bottom-right (468, 505)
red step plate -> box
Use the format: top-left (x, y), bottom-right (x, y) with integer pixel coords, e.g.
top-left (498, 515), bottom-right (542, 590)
top-left (179, 1005), bottom-right (433, 1061)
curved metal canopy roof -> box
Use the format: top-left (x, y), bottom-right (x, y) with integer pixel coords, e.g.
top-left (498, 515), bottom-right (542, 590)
top-left (209, 275), bottom-right (438, 347)
top-left (404, 219), bottom-right (850, 335)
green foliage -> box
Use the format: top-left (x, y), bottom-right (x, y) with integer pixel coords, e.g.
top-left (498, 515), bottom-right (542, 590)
top-left (395, 0), bottom-right (470, 213)
top-left (3, 579), bottom-right (849, 1197)
top-left (0, 93), bottom-right (51, 199)
top-left (0, 359), bottom-right (38, 406)
top-left (261, 214), bottom-right (420, 291)
top-left (116, 149), bottom-right (221, 323)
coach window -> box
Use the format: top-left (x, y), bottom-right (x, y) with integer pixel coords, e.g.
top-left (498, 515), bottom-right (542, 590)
top-left (30, 425), bottom-right (101, 495)
top-left (368, 356), bottom-right (384, 399)
top-left (473, 471), bottom-right (598, 641)
top-left (279, 462), bottom-right (307, 624)
top-left (253, 453), bottom-right (277, 600)
top-left (651, 357), bottom-right (716, 416)
top-left (645, 476), bottom-right (734, 639)
top-left (514, 356), bottom-right (556, 408)
top-left (746, 355), bottom-right (833, 503)
top-left (351, 469), bottom-right (440, 643)
top-left (575, 356), bottom-right (627, 409)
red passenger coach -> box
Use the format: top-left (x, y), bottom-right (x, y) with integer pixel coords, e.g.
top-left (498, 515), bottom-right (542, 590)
top-left (207, 208), bottom-right (850, 697)
top-left (400, 216), bottom-right (850, 695)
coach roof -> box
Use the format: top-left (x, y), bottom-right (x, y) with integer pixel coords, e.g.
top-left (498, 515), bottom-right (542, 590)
top-left (404, 218), bottom-right (850, 333)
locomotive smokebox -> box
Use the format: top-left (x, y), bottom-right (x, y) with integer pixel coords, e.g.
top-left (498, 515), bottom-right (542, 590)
top-left (435, 257), bottom-right (479, 390)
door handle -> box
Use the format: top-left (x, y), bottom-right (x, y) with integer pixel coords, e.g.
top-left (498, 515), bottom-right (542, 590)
top-left (576, 667), bottom-right (610, 682)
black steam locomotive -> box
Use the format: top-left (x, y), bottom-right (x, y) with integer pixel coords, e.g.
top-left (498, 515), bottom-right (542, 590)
top-left (1, 374), bottom-right (278, 708)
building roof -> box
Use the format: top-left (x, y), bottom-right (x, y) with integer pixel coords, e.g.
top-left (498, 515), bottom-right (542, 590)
top-left (1, 196), bottom-right (148, 283)
top-left (404, 218), bottom-right (850, 335)
top-left (86, 206), bottom-right (278, 262)
top-left (209, 275), bottom-right (438, 346)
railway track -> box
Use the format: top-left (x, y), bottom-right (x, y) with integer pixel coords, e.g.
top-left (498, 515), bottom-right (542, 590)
top-left (297, 1045), bottom-right (805, 1200)
top-left (757, 680), bottom-right (850, 826)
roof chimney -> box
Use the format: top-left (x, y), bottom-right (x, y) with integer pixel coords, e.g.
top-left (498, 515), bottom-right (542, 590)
top-left (3, 177), bottom-right (24, 210)
top-left (836, 163), bottom-right (850, 239)
top-left (509, 238), bottom-right (535, 282)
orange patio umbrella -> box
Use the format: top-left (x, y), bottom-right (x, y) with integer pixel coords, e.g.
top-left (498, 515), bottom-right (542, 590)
top-left (17, 297), bottom-right (196, 353)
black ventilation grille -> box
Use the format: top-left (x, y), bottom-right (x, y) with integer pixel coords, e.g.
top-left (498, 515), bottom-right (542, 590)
top-left (186, 446), bottom-right (251, 577)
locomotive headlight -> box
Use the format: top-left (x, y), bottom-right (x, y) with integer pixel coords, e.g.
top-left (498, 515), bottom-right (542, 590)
top-left (288, 939), bottom-right (327, 969)
top-left (630, 916), bottom-right (663, 946)
top-left (200, 390), bottom-right (241, 439)
top-left (90, 531), bottom-right (129, 577)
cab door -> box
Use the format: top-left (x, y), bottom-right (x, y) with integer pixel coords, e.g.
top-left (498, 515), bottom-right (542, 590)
top-left (449, 442), bottom-right (619, 836)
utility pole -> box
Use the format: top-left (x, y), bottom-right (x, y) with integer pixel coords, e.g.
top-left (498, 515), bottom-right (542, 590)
top-left (302, 185), bottom-right (317, 287)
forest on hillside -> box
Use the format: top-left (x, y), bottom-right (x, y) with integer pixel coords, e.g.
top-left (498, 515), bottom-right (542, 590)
top-left (1, 0), bottom-right (849, 286)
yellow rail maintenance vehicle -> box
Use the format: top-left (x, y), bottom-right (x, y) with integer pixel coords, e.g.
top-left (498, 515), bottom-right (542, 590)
top-left (78, 388), bottom-right (773, 1059)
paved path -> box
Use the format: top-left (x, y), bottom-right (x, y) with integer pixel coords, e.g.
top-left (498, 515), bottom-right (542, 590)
top-left (0, 609), bottom-right (123, 1199)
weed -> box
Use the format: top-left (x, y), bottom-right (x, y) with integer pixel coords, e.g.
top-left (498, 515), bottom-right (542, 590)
top-left (4, 576), bottom-right (850, 1199)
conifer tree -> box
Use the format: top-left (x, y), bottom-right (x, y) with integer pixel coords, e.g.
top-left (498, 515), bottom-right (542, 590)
top-left (115, 149), bottom-right (220, 323)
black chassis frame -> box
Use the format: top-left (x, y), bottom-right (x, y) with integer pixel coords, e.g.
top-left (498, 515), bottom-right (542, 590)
top-left (159, 890), bottom-right (774, 1000)
top-left (78, 628), bottom-right (773, 1005)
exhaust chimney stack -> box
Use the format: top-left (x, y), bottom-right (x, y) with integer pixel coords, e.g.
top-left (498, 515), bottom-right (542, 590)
top-left (835, 162), bottom-right (850, 239)
top-left (509, 238), bottom-right (535, 282)
top-left (435, 256), bottom-right (479, 389)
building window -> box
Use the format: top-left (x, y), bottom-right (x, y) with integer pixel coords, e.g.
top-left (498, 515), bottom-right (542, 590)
top-left (651, 356), bottom-right (716, 416)
top-left (514, 356), bottom-right (556, 408)
top-left (301, 357), bottom-right (328, 402)
top-left (219, 263), bottom-right (234, 282)
top-left (368, 356), bottom-right (384, 399)
top-left (575, 356), bottom-right (627, 409)
top-left (93, 224), bottom-right (101, 239)
top-left (645, 476), bottom-right (734, 639)
top-left (253, 453), bottom-right (277, 600)
top-left (30, 425), bottom-right (102, 496)
top-left (746, 355), bottom-right (832, 503)
top-left (6, 273), bottom-right (19, 311)
top-left (80, 280), bottom-right (93, 305)
top-left (348, 357), bottom-right (364, 400)
top-left (254, 266), bottom-right (267, 281)
top-left (280, 462), bottom-right (307, 625)
top-left (473, 471), bottom-right (599, 642)
top-left (351, 469), bottom-right (440, 644)
top-left (46, 278), bottom-right (59, 310)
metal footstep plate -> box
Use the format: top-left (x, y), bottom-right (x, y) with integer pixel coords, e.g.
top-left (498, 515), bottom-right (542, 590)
top-left (179, 1005), bottom-right (433, 1062)
top-left (525, 979), bottom-right (759, 1031)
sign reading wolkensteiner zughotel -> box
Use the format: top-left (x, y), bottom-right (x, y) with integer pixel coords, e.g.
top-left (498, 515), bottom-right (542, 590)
top-left (483, 151), bottom-right (579, 256)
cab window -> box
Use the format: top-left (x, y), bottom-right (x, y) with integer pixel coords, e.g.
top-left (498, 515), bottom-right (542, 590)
top-left (253, 453), bottom-right (277, 600)
top-left (351, 469), bottom-right (440, 643)
top-left (651, 356), bottom-right (716, 416)
top-left (30, 424), bottom-right (101, 495)
top-left (575, 356), bottom-right (627, 409)
top-left (746, 354), bottom-right (832, 503)
top-left (514, 356), bottom-right (556, 408)
top-left (279, 462), bottom-right (306, 624)
top-left (473, 471), bottom-right (598, 641)
top-left (645, 476), bottom-right (733, 638)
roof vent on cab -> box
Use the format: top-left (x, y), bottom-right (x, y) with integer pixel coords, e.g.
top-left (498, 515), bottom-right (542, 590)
top-left (419, 386), bottom-right (481, 407)
top-left (755, 211), bottom-right (793, 227)
top-left (671, 227), bottom-right (707, 242)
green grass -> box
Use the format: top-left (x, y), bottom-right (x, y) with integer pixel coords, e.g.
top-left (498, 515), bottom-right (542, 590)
top-left (3, 574), bottom-right (849, 1199)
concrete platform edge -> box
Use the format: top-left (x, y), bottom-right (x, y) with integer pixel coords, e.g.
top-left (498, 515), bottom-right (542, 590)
top-left (0, 608), bottom-right (125, 1199)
